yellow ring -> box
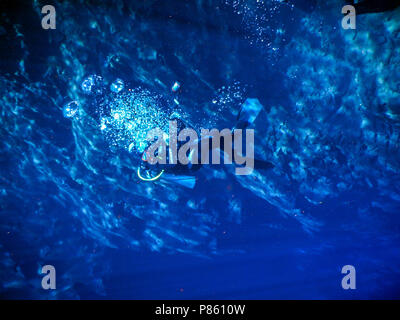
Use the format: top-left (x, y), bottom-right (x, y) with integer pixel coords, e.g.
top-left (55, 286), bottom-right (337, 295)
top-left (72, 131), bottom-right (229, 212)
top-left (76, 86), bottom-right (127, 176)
top-left (137, 167), bottom-right (164, 182)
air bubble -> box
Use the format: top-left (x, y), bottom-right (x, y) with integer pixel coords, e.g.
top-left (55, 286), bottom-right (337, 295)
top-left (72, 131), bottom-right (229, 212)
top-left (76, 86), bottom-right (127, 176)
top-left (81, 76), bottom-right (95, 93)
top-left (110, 78), bottom-right (124, 93)
top-left (63, 101), bottom-right (79, 118)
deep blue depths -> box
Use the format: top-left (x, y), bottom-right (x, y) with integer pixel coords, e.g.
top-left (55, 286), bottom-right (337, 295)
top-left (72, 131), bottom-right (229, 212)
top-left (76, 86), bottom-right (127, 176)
top-left (1, 0), bottom-right (400, 299)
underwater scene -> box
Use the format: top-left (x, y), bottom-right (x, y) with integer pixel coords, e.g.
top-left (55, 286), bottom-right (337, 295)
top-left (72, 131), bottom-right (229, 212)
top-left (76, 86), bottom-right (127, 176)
top-left (1, 0), bottom-right (400, 299)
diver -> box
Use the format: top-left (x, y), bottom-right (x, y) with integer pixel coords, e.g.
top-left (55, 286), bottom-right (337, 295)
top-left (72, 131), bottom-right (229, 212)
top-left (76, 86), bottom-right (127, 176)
top-left (137, 97), bottom-right (275, 189)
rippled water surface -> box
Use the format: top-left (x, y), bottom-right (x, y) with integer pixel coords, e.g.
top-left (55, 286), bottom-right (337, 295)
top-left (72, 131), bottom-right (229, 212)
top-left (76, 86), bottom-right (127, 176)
top-left (1, 0), bottom-right (400, 299)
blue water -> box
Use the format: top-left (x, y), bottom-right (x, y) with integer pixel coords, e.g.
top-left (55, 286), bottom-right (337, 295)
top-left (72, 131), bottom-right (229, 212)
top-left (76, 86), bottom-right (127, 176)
top-left (1, 0), bottom-right (400, 299)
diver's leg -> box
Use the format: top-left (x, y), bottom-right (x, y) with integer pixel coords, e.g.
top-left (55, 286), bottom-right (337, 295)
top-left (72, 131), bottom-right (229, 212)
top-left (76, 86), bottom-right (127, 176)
top-left (233, 98), bottom-right (274, 171)
top-left (234, 98), bottom-right (264, 130)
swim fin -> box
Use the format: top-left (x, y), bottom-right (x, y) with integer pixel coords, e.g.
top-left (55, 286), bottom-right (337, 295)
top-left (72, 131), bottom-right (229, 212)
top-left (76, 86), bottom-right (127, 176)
top-left (234, 98), bottom-right (264, 130)
top-left (162, 174), bottom-right (196, 189)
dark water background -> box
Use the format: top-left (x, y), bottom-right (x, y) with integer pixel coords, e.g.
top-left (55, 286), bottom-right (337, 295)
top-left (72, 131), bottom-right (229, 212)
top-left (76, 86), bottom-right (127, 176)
top-left (1, 0), bottom-right (400, 299)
